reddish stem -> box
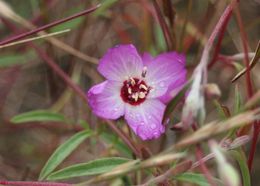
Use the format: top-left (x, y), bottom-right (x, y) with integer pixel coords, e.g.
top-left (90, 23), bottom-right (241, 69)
top-left (32, 45), bottom-right (89, 104)
top-left (234, 6), bottom-right (257, 171)
top-left (0, 181), bottom-right (71, 186)
top-left (195, 145), bottom-right (217, 186)
top-left (152, 0), bottom-right (175, 50)
top-left (105, 120), bottom-right (141, 158)
top-left (247, 122), bottom-right (260, 171)
top-left (0, 4), bottom-right (100, 45)
top-left (192, 124), bottom-right (216, 186)
top-left (234, 7), bottom-right (253, 98)
top-left (207, 10), bottom-right (233, 69)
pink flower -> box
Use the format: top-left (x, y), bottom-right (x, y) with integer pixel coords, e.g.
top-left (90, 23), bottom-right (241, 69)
top-left (87, 44), bottom-right (186, 140)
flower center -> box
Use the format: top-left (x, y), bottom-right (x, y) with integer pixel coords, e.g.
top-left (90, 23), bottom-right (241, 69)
top-left (120, 77), bottom-right (150, 106)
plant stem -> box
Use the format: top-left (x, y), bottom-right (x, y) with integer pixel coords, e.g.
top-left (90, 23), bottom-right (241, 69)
top-left (247, 121), bottom-right (260, 171)
top-left (152, 0), bottom-right (175, 50)
top-left (105, 120), bottom-right (141, 158)
top-left (0, 4), bottom-right (100, 45)
top-left (0, 181), bottom-right (71, 186)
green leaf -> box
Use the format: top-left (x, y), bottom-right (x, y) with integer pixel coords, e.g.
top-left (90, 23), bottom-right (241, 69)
top-left (175, 172), bottom-right (209, 186)
top-left (11, 110), bottom-right (66, 123)
top-left (175, 172), bottom-right (222, 186)
top-left (155, 24), bottom-right (167, 52)
top-left (0, 50), bottom-right (36, 67)
top-left (163, 81), bottom-right (191, 122)
top-left (100, 132), bottom-right (132, 158)
top-left (231, 150), bottom-right (251, 186)
top-left (39, 130), bottom-right (92, 180)
top-left (0, 54), bottom-right (27, 67)
top-left (47, 157), bottom-right (130, 180)
top-left (234, 85), bottom-right (243, 114)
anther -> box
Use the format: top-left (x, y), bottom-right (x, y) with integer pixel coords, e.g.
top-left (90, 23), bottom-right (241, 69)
top-left (139, 92), bottom-right (146, 99)
top-left (132, 93), bottom-right (139, 102)
top-left (139, 84), bottom-right (148, 90)
top-left (142, 66), bottom-right (147, 78)
top-left (128, 87), bottom-right (132, 94)
top-left (130, 77), bottom-right (135, 85)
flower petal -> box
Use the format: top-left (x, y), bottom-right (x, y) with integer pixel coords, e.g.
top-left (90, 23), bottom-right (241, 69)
top-left (87, 81), bottom-right (124, 119)
top-left (124, 99), bottom-right (166, 140)
top-left (159, 70), bottom-right (187, 103)
top-left (145, 52), bottom-right (186, 98)
top-left (98, 44), bottom-right (143, 81)
top-left (142, 52), bottom-right (153, 66)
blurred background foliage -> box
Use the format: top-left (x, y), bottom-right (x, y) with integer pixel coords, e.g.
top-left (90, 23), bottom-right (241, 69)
top-left (0, 0), bottom-right (259, 185)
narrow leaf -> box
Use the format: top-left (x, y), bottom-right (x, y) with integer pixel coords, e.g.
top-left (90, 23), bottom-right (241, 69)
top-left (174, 172), bottom-right (210, 186)
top-left (234, 85), bottom-right (243, 114)
top-left (47, 157), bottom-right (130, 180)
top-left (175, 172), bottom-right (222, 186)
top-left (231, 150), bottom-right (251, 186)
top-left (11, 110), bottom-right (66, 123)
top-left (39, 130), bottom-right (92, 180)
top-left (163, 81), bottom-right (191, 122)
top-left (0, 50), bottom-right (35, 67)
top-left (100, 132), bottom-right (132, 158)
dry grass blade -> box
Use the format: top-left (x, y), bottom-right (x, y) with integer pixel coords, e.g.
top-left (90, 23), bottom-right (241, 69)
top-left (232, 41), bottom-right (260, 82)
top-left (0, 29), bottom-right (70, 49)
top-left (176, 109), bottom-right (260, 148)
top-left (75, 152), bottom-right (185, 185)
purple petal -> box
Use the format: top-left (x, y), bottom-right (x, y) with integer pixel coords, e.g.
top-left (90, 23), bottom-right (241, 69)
top-left (159, 70), bottom-right (186, 103)
top-left (98, 44), bottom-right (143, 81)
top-left (142, 52), bottom-right (153, 66)
top-left (145, 52), bottom-right (186, 99)
top-left (87, 81), bottom-right (125, 119)
top-left (124, 99), bottom-right (166, 140)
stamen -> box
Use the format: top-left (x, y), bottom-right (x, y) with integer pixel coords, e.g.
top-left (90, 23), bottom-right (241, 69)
top-left (132, 93), bottom-right (139, 102)
top-left (139, 84), bottom-right (148, 90)
top-left (130, 77), bottom-right (135, 85)
top-left (128, 87), bottom-right (132, 94)
top-left (120, 77), bottom-right (150, 106)
top-left (142, 66), bottom-right (147, 78)
top-left (139, 92), bottom-right (146, 99)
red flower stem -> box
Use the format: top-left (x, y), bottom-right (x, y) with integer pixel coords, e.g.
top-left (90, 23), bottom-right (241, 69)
top-left (247, 122), bottom-right (260, 171)
top-left (206, 0), bottom-right (238, 55)
top-left (207, 9), bottom-right (233, 69)
top-left (192, 124), bottom-right (216, 186)
top-left (0, 4), bottom-right (100, 46)
top-left (0, 180), bottom-right (71, 186)
top-left (234, 7), bottom-right (253, 99)
top-left (234, 6), bottom-right (257, 171)
top-left (32, 45), bottom-right (89, 104)
top-left (152, 0), bottom-right (175, 50)
top-left (195, 145), bottom-right (217, 186)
